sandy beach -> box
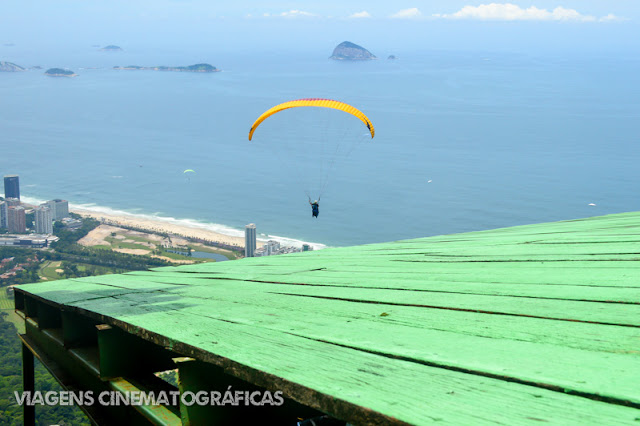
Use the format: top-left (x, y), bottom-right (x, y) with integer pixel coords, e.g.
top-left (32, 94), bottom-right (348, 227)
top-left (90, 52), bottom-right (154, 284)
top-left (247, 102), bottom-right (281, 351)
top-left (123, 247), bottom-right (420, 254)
top-left (71, 207), bottom-right (265, 249)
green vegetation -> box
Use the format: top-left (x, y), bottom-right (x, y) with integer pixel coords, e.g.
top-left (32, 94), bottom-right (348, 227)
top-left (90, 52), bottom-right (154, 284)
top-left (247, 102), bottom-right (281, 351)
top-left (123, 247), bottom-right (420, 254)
top-left (184, 63), bottom-right (217, 71)
top-left (154, 249), bottom-right (200, 262)
top-left (37, 261), bottom-right (63, 281)
top-left (44, 68), bottom-right (75, 76)
top-left (0, 291), bottom-right (13, 311)
top-left (0, 315), bottom-right (91, 425)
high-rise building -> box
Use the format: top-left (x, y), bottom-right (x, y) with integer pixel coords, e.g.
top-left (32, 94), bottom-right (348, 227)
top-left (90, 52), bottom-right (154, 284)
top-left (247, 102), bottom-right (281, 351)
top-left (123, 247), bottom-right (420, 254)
top-left (0, 201), bottom-right (7, 229)
top-left (245, 223), bottom-right (256, 257)
top-left (8, 206), bottom-right (26, 233)
top-left (45, 199), bottom-right (69, 220)
top-left (3, 175), bottom-right (20, 200)
top-left (35, 205), bottom-right (54, 234)
top-left (5, 198), bottom-right (20, 207)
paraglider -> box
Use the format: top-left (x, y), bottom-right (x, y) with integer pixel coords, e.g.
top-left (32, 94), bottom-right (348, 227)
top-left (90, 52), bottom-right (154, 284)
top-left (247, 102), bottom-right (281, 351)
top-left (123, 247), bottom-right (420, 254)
top-left (183, 169), bottom-right (196, 181)
top-left (309, 197), bottom-right (320, 218)
top-left (249, 99), bottom-right (374, 218)
top-left (248, 98), bottom-right (374, 141)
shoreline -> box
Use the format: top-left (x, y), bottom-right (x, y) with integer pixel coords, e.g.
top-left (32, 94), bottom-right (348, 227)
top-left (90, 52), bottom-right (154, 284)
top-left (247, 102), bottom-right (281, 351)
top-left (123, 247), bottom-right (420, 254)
top-left (71, 207), bottom-right (260, 249)
top-left (20, 196), bottom-right (328, 251)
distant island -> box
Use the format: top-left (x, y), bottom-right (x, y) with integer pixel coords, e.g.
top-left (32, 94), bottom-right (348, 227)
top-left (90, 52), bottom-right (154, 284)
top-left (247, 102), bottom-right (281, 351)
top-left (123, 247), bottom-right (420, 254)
top-left (113, 63), bottom-right (219, 73)
top-left (330, 41), bottom-right (376, 61)
top-left (100, 45), bottom-right (122, 51)
top-left (388, 55), bottom-right (398, 60)
top-left (0, 61), bottom-right (25, 72)
top-left (44, 68), bottom-right (77, 77)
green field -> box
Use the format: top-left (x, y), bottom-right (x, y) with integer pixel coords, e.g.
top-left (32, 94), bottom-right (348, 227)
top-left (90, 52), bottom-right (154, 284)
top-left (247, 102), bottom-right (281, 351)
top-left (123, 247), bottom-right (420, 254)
top-left (0, 289), bottom-right (13, 310)
top-left (0, 290), bottom-right (22, 331)
top-left (104, 236), bottom-right (153, 252)
top-left (39, 260), bottom-right (64, 280)
top-left (38, 260), bottom-right (121, 281)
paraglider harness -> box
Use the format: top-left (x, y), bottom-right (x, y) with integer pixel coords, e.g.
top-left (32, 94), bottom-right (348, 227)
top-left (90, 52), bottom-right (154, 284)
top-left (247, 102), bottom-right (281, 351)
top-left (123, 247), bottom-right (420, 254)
top-left (309, 197), bottom-right (320, 218)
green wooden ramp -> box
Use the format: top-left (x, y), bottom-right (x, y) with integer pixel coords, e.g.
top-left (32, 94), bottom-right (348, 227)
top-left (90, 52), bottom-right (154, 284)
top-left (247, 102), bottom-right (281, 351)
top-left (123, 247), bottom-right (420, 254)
top-left (16, 211), bottom-right (640, 425)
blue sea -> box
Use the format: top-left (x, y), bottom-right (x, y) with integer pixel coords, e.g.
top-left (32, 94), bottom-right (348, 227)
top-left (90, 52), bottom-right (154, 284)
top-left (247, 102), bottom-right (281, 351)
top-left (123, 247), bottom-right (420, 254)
top-left (1, 45), bottom-right (639, 247)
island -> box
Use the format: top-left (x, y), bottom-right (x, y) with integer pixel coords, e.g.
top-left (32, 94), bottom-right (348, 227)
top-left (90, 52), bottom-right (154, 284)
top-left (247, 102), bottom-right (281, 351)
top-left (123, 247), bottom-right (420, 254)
top-left (100, 45), bottom-right (122, 51)
top-left (0, 61), bottom-right (25, 72)
top-left (330, 41), bottom-right (376, 61)
top-left (388, 55), bottom-right (398, 60)
top-left (44, 68), bottom-right (77, 77)
top-left (113, 63), bottom-right (219, 73)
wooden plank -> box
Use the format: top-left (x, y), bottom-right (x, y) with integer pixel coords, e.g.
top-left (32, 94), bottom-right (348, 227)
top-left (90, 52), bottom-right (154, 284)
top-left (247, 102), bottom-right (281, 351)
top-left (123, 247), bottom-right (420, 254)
top-left (96, 274), bottom-right (640, 326)
top-left (84, 288), bottom-right (640, 405)
top-left (50, 295), bottom-right (640, 425)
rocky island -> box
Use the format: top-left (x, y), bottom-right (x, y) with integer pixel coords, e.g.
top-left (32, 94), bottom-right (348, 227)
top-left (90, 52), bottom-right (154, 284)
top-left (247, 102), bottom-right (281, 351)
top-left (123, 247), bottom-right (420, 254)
top-left (100, 45), bottom-right (122, 51)
top-left (330, 41), bottom-right (376, 61)
top-left (113, 63), bottom-right (219, 73)
top-left (45, 68), bottom-right (77, 77)
top-left (0, 61), bottom-right (25, 72)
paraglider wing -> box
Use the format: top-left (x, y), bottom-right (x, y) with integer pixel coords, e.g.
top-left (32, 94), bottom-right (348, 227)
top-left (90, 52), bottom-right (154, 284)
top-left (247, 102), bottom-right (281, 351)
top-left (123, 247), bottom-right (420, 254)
top-left (248, 98), bottom-right (375, 141)
top-left (183, 169), bottom-right (196, 174)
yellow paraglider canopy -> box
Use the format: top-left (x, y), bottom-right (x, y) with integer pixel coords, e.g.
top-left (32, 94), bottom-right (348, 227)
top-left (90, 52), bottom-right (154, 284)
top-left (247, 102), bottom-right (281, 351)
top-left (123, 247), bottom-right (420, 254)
top-left (248, 98), bottom-right (375, 141)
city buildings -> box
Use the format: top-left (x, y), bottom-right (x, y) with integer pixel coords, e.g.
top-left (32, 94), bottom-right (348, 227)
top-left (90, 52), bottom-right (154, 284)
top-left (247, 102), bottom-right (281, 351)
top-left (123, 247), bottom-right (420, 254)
top-left (61, 217), bottom-right (83, 229)
top-left (244, 224), bottom-right (314, 258)
top-left (245, 223), bottom-right (256, 257)
top-left (3, 175), bottom-right (20, 200)
top-left (0, 234), bottom-right (58, 248)
top-left (45, 199), bottom-right (69, 220)
top-left (34, 205), bottom-right (53, 234)
top-left (265, 240), bottom-right (280, 256)
top-left (254, 240), bottom-right (308, 257)
top-left (0, 201), bottom-right (7, 229)
top-left (8, 206), bottom-right (26, 233)
top-left (5, 198), bottom-right (20, 207)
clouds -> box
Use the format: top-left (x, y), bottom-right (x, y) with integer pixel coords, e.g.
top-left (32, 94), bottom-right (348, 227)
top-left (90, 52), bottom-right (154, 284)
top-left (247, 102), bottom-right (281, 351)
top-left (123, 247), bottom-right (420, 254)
top-left (260, 9), bottom-right (318, 18)
top-left (349, 11), bottom-right (371, 19)
top-left (434, 3), bottom-right (623, 22)
top-left (252, 5), bottom-right (624, 23)
top-left (390, 8), bottom-right (422, 19)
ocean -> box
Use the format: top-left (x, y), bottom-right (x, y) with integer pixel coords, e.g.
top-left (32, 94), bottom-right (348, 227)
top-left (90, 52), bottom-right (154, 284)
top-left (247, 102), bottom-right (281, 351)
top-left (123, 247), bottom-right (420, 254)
top-left (1, 46), bottom-right (639, 247)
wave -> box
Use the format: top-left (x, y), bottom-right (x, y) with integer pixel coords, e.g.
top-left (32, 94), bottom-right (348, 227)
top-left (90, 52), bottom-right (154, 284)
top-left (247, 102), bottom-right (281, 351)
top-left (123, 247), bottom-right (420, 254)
top-left (20, 195), bottom-right (327, 250)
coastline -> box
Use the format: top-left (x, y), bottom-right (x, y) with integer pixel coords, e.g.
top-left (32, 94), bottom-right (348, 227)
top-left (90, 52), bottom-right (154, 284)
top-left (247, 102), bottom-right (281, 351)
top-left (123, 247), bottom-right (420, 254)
top-left (71, 207), bottom-right (258, 249)
top-left (20, 198), bottom-right (327, 252)
top-left (67, 204), bottom-right (327, 251)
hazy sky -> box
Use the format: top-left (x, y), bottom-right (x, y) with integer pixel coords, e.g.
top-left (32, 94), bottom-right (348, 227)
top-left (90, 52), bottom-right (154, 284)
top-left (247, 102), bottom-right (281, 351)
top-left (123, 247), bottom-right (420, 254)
top-left (1, 1), bottom-right (638, 53)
